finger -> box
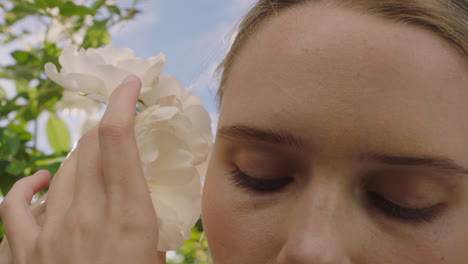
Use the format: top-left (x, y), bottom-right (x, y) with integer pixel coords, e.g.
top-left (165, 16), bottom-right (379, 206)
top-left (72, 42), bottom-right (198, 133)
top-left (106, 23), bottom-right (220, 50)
top-left (31, 193), bottom-right (47, 222)
top-left (0, 192), bottom-right (48, 264)
top-left (74, 126), bottom-right (106, 203)
top-left (0, 170), bottom-right (50, 248)
top-left (0, 236), bottom-right (13, 264)
top-left (44, 147), bottom-right (78, 224)
top-left (98, 75), bottom-right (148, 202)
top-left (156, 251), bottom-right (166, 264)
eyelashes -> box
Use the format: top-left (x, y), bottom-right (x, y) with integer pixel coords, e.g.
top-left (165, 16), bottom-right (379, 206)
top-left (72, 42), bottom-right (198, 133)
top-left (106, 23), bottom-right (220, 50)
top-left (367, 192), bottom-right (444, 223)
top-left (229, 167), bottom-right (444, 223)
top-left (228, 167), bottom-right (293, 192)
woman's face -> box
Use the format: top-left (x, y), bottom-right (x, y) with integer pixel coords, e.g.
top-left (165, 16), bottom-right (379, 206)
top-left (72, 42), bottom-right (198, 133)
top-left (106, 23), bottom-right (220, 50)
top-left (202, 5), bottom-right (468, 264)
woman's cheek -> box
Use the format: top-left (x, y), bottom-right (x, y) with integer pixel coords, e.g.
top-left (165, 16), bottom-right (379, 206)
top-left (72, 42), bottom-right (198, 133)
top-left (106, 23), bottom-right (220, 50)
top-left (361, 207), bottom-right (468, 264)
top-left (202, 167), bottom-right (286, 262)
top-left (418, 208), bottom-right (468, 264)
top-left (202, 176), bottom-right (242, 260)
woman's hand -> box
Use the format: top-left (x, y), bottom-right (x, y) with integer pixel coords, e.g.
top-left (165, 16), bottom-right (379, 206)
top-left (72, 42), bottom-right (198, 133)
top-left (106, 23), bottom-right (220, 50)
top-left (0, 76), bottom-right (166, 264)
top-left (0, 194), bottom-right (47, 264)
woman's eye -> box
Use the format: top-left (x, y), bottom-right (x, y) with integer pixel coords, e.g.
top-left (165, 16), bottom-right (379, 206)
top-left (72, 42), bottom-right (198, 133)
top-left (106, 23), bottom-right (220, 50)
top-left (228, 167), bottom-right (293, 193)
top-left (368, 192), bottom-right (444, 223)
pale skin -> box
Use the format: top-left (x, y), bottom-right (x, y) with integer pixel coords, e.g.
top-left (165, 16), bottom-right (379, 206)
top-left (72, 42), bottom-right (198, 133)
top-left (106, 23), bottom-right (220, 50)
top-left (1, 3), bottom-right (468, 264)
top-left (202, 4), bottom-right (468, 264)
top-left (0, 76), bottom-right (166, 264)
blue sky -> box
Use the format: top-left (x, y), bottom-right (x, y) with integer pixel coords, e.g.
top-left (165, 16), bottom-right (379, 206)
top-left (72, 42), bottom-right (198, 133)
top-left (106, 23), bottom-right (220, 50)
top-left (112, 0), bottom-right (257, 129)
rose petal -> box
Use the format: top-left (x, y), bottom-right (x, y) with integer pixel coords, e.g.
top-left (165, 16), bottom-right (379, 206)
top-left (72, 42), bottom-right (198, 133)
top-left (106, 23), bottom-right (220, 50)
top-left (181, 90), bottom-right (203, 109)
top-left (137, 137), bottom-right (160, 164)
top-left (92, 45), bottom-right (135, 65)
top-left (184, 105), bottom-right (212, 138)
top-left (59, 46), bottom-right (104, 74)
top-left (140, 128), bottom-right (195, 185)
top-left (140, 56), bottom-right (167, 90)
top-left (139, 75), bottom-right (183, 107)
top-left (94, 64), bottom-right (132, 95)
top-left (116, 58), bottom-right (151, 77)
top-left (153, 177), bottom-right (202, 228)
top-left (45, 63), bottom-right (108, 100)
top-left (150, 176), bottom-right (202, 250)
top-left (55, 90), bottom-right (102, 114)
top-left (45, 62), bottom-right (71, 89)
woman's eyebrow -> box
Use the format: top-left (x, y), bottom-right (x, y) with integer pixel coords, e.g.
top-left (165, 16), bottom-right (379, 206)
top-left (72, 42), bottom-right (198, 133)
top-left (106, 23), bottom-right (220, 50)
top-left (217, 125), bottom-right (305, 149)
top-left (218, 125), bottom-right (468, 175)
top-left (359, 152), bottom-right (468, 175)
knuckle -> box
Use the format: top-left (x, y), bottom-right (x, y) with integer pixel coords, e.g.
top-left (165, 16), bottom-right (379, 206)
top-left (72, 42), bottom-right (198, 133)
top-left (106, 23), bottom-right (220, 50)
top-left (116, 219), bottom-right (153, 235)
top-left (1, 178), bottom-right (31, 210)
top-left (109, 208), bottom-right (156, 234)
top-left (98, 119), bottom-right (133, 139)
top-left (12, 177), bottom-right (29, 191)
top-left (0, 197), bottom-right (13, 215)
top-left (64, 209), bottom-right (99, 236)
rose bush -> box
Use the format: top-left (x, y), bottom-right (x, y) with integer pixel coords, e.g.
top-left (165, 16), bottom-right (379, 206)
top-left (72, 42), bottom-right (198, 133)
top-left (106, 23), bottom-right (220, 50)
top-left (45, 45), bottom-right (213, 251)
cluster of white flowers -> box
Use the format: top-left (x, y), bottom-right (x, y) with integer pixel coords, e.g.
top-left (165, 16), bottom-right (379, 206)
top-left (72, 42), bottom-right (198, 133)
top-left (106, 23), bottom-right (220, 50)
top-left (45, 45), bottom-right (213, 251)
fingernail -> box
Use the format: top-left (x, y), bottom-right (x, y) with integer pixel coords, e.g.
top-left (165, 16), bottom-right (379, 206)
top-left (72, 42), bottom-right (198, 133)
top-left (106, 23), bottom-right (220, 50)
top-left (123, 75), bottom-right (139, 84)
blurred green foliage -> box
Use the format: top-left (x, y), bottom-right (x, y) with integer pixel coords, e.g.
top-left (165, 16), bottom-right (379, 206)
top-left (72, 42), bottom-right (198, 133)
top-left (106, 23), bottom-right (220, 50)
top-left (167, 220), bottom-right (211, 264)
top-left (0, 1), bottom-right (211, 262)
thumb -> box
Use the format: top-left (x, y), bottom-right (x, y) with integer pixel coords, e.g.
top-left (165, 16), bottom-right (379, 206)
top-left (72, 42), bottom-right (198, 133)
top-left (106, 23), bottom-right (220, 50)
top-left (156, 251), bottom-right (167, 264)
top-left (0, 170), bottom-right (50, 250)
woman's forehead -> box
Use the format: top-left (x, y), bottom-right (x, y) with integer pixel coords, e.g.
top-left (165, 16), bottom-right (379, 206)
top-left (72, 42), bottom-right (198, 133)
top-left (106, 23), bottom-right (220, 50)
top-left (219, 5), bottom-right (468, 164)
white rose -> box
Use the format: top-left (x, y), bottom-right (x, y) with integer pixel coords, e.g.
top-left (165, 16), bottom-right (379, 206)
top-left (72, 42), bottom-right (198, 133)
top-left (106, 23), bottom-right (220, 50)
top-left (45, 45), bottom-right (213, 251)
top-left (55, 90), bottom-right (102, 115)
top-left (45, 45), bottom-right (167, 103)
top-left (136, 103), bottom-right (212, 251)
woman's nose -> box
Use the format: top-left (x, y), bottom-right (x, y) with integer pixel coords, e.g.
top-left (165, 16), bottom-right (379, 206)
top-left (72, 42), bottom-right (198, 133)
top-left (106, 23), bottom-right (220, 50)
top-left (277, 178), bottom-right (353, 264)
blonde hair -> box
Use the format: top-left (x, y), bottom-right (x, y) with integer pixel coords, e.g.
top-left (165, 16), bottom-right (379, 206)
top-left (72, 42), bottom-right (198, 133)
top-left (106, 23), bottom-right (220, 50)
top-left (217, 0), bottom-right (468, 103)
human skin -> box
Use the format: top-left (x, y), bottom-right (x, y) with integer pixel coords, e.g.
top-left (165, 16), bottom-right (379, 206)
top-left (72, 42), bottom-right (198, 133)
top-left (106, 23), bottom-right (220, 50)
top-left (202, 4), bottom-right (468, 264)
top-left (0, 194), bottom-right (47, 263)
top-left (1, 3), bottom-right (467, 264)
top-left (0, 77), bottom-right (166, 264)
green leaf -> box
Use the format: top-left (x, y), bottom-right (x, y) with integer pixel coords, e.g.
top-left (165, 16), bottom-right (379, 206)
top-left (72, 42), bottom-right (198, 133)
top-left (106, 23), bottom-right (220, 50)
top-left (11, 50), bottom-right (39, 66)
top-left (60, 2), bottom-right (95, 17)
top-left (0, 171), bottom-right (18, 195)
top-left (34, 0), bottom-right (49, 9)
top-left (36, 161), bottom-right (62, 176)
top-left (82, 19), bottom-right (110, 48)
top-left (42, 42), bottom-right (62, 70)
top-left (0, 219), bottom-right (5, 242)
top-left (5, 4), bottom-right (37, 25)
top-left (0, 71), bottom-right (12, 79)
top-left (91, 0), bottom-right (106, 11)
top-left (15, 79), bottom-right (30, 94)
top-left (5, 160), bottom-right (28, 175)
top-left (45, 0), bottom-right (62, 8)
top-left (46, 114), bottom-right (71, 153)
top-left (33, 0), bottom-right (61, 9)
top-left (2, 128), bottom-right (21, 155)
top-left (107, 5), bottom-right (121, 15)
